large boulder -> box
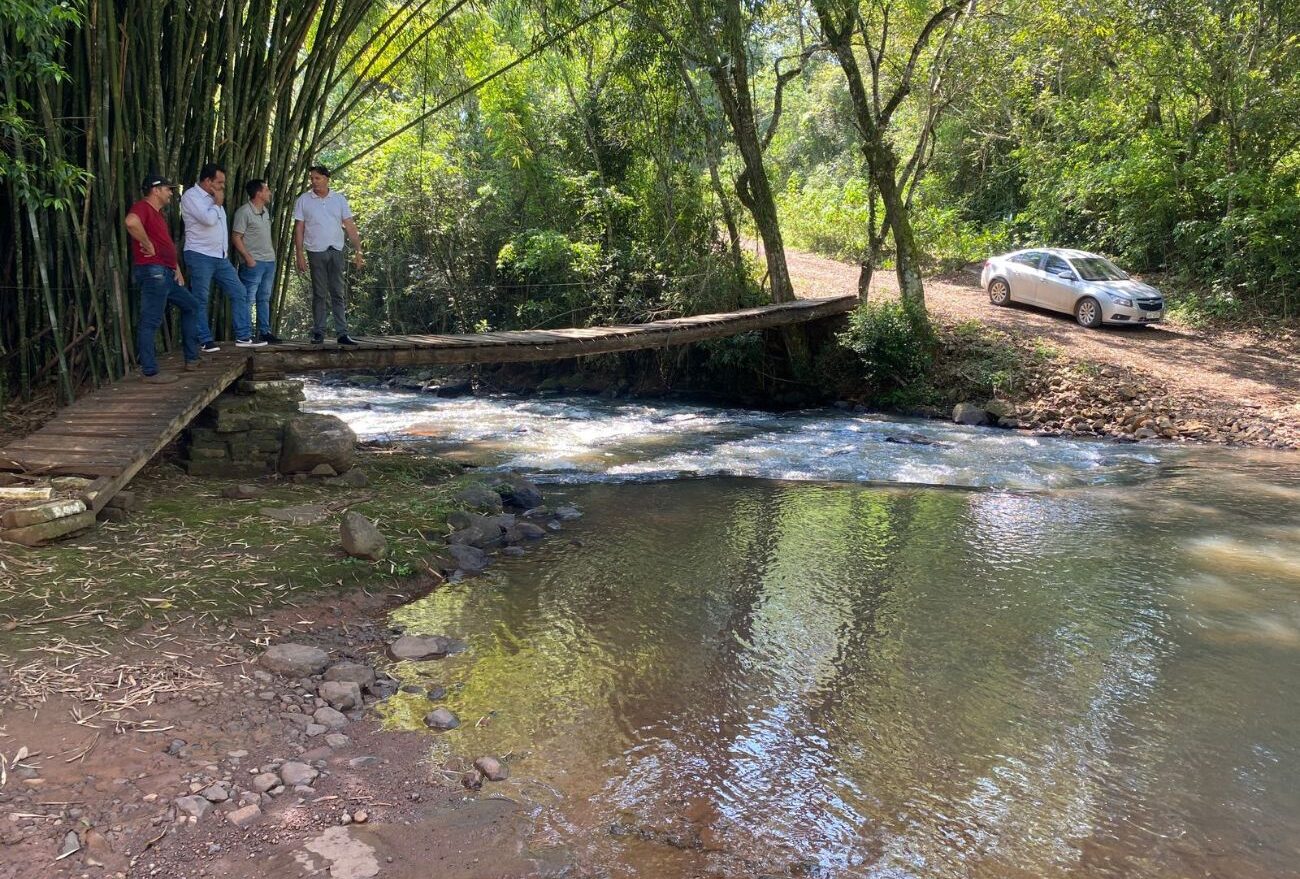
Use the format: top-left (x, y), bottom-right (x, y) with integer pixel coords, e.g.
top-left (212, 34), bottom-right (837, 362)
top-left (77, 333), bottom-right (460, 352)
top-left (340, 511), bottom-right (387, 560)
top-left (952, 402), bottom-right (990, 426)
top-left (260, 643), bottom-right (330, 677)
top-left (279, 414), bottom-right (356, 475)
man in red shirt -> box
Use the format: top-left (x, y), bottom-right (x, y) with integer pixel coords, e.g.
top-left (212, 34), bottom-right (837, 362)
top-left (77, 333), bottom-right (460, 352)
top-left (123, 175), bottom-right (203, 383)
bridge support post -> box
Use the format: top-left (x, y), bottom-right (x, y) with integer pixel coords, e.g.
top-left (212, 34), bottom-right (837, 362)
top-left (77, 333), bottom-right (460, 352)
top-left (181, 380), bottom-right (306, 478)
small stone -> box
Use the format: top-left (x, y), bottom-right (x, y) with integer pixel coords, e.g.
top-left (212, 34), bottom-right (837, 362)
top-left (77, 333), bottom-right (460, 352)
top-left (340, 511), bottom-right (387, 561)
top-left (279, 761), bottom-right (319, 786)
top-left (388, 634), bottom-right (463, 661)
top-left (58, 830), bottom-right (80, 859)
top-left (174, 795), bottom-right (212, 820)
top-left (460, 769), bottom-right (484, 790)
top-left (353, 809), bottom-right (369, 824)
top-left (348, 755), bottom-right (383, 769)
top-left (311, 463), bottom-right (339, 477)
top-left (554, 506), bottom-right (582, 520)
top-left (423, 707), bottom-right (460, 730)
top-left (251, 773), bottom-right (279, 793)
top-left (260, 643), bottom-right (330, 677)
top-left (226, 804), bottom-right (262, 827)
top-left (324, 662), bottom-right (376, 689)
top-left (304, 723), bottom-right (328, 737)
top-left (221, 484), bottom-right (264, 499)
top-left (260, 503), bottom-right (328, 525)
top-left (426, 685), bottom-right (447, 700)
top-left (473, 756), bottom-right (508, 781)
top-left (325, 733), bottom-right (351, 749)
top-left (319, 680), bottom-right (363, 711)
top-left (505, 522), bottom-right (546, 542)
top-left (200, 783), bottom-right (229, 803)
top-left (313, 706), bottom-right (348, 729)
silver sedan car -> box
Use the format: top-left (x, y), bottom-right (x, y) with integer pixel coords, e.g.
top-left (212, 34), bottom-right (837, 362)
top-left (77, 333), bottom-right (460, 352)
top-left (980, 248), bottom-right (1164, 327)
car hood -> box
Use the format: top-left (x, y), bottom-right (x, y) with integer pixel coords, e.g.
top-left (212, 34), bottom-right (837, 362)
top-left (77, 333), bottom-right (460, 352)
top-left (1089, 279), bottom-right (1161, 298)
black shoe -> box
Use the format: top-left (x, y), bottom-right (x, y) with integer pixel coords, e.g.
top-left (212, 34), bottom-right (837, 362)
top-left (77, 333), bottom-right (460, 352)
top-left (260, 332), bottom-right (283, 344)
top-left (200, 340), bottom-right (221, 353)
top-left (310, 333), bottom-right (324, 345)
top-left (337, 335), bottom-right (359, 347)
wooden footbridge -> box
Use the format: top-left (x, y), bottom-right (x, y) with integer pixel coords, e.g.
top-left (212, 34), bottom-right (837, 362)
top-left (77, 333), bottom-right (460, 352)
top-left (0, 295), bottom-right (854, 531)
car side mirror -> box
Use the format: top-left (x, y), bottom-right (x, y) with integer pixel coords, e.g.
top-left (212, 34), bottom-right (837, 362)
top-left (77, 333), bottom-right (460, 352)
top-left (1052, 268), bottom-right (1073, 279)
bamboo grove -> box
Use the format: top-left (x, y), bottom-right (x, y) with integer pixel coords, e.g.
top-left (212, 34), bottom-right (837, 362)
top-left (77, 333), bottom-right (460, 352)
top-left (0, 0), bottom-right (468, 405)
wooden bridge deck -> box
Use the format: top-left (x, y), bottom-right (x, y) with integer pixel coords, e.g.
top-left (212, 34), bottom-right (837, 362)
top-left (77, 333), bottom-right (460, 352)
top-left (0, 295), bottom-right (855, 512)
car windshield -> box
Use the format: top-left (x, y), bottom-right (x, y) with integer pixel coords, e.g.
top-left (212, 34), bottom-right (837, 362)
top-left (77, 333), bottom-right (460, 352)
top-left (1071, 256), bottom-right (1129, 281)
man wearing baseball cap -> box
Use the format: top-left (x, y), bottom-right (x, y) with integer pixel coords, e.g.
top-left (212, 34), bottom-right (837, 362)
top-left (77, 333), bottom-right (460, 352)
top-left (123, 175), bottom-right (203, 383)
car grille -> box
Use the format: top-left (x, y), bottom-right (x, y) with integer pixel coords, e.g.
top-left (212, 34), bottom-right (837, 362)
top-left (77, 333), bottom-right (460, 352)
top-left (1137, 299), bottom-right (1163, 311)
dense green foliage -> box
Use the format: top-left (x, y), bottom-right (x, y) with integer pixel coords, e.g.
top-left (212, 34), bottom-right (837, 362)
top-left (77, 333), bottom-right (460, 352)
top-left (2, 0), bottom-right (1295, 408)
top-left (774, 0), bottom-right (1300, 319)
top-left (838, 300), bottom-right (936, 397)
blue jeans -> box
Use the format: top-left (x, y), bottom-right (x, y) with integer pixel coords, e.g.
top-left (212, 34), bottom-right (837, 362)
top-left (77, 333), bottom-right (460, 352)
top-left (133, 265), bottom-right (201, 375)
top-left (238, 259), bottom-right (276, 337)
top-left (186, 250), bottom-right (251, 341)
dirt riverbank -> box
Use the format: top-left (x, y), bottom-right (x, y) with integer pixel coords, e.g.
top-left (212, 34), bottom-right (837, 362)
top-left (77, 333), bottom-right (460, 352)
top-left (779, 244), bottom-right (1300, 449)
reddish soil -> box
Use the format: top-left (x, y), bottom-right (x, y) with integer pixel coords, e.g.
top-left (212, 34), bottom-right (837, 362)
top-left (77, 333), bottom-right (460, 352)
top-left (779, 245), bottom-right (1300, 432)
top-left (0, 589), bottom-right (566, 879)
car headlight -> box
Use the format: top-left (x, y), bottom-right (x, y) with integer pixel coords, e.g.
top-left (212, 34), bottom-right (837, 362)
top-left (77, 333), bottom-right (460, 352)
top-left (1107, 293), bottom-right (1134, 307)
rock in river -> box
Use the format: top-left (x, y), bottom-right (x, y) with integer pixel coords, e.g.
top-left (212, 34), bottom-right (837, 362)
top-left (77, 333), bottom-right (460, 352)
top-left (952, 402), bottom-right (990, 426)
top-left (496, 475), bottom-right (543, 511)
top-left (388, 634), bottom-right (465, 661)
top-left (447, 544), bottom-right (489, 573)
top-left (261, 644), bottom-right (330, 677)
top-left (474, 756), bottom-right (509, 781)
top-left (424, 707), bottom-right (460, 730)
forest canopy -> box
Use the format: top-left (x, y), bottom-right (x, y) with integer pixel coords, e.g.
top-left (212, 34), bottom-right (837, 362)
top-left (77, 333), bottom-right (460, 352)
top-left (2, 0), bottom-right (1296, 403)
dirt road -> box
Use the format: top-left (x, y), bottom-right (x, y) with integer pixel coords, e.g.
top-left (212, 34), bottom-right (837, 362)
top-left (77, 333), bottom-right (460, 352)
top-left (778, 245), bottom-right (1300, 424)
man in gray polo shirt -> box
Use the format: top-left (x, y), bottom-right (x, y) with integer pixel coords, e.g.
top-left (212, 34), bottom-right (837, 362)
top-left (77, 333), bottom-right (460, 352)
top-left (293, 165), bottom-right (365, 346)
top-left (232, 178), bottom-right (282, 343)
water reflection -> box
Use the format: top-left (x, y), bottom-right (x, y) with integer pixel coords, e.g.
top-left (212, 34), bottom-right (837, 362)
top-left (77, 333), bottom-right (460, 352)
top-left (378, 466), bottom-right (1300, 878)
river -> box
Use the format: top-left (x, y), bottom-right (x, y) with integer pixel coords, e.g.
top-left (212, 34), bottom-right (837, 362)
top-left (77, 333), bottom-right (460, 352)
top-left (307, 383), bottom-right (1300, 878)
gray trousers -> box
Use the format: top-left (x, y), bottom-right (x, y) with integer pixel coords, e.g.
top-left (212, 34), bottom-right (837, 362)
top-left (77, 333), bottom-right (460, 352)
top-left (307, 248), bottom-right (348, 336)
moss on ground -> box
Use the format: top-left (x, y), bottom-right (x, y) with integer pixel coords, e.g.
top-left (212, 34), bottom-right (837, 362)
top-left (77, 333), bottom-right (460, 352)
top-left (0, 450), bottom-right (469, 651)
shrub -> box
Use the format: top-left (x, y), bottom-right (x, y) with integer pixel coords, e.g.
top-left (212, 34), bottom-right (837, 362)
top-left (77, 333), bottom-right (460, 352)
top-left (837, 300), bottom-right (936, 395)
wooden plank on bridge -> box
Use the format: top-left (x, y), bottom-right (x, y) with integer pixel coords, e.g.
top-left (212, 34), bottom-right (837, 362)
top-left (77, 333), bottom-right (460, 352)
top-left (0, 353), bottom-right (250, 511)
top-left (246, 295), bottom-right (856, 377)
top-left (0, 295), bottom-right (856, 523)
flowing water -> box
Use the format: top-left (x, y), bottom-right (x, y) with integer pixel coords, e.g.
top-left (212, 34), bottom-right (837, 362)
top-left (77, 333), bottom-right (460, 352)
top-left (309, 385), bottom-right (1300, 878)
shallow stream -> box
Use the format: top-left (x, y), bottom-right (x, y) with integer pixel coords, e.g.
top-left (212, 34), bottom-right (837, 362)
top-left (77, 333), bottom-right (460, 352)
top-left (309, 385), bottom-right (1300, 878)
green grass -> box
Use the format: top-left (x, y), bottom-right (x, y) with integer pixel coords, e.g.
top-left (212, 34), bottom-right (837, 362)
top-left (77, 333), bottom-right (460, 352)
top-left (0, 451), bottom-right (467, 652)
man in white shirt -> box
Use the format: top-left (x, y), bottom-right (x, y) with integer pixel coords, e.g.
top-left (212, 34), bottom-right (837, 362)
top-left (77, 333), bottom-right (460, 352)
top-left (179, 163), bottom-right (265, 348)
top-left (293, 165), bottom-right (365, 346)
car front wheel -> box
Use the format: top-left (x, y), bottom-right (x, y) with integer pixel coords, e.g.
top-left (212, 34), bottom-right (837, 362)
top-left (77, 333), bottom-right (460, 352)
top-left (1075, 296), bottom-right (1103, 328)
top-left (988, 279), bottom-right (1011, 306)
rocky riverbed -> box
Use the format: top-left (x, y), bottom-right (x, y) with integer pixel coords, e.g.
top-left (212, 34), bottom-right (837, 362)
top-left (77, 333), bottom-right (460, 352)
top-left (0, 469), bottom-right (583, 879)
